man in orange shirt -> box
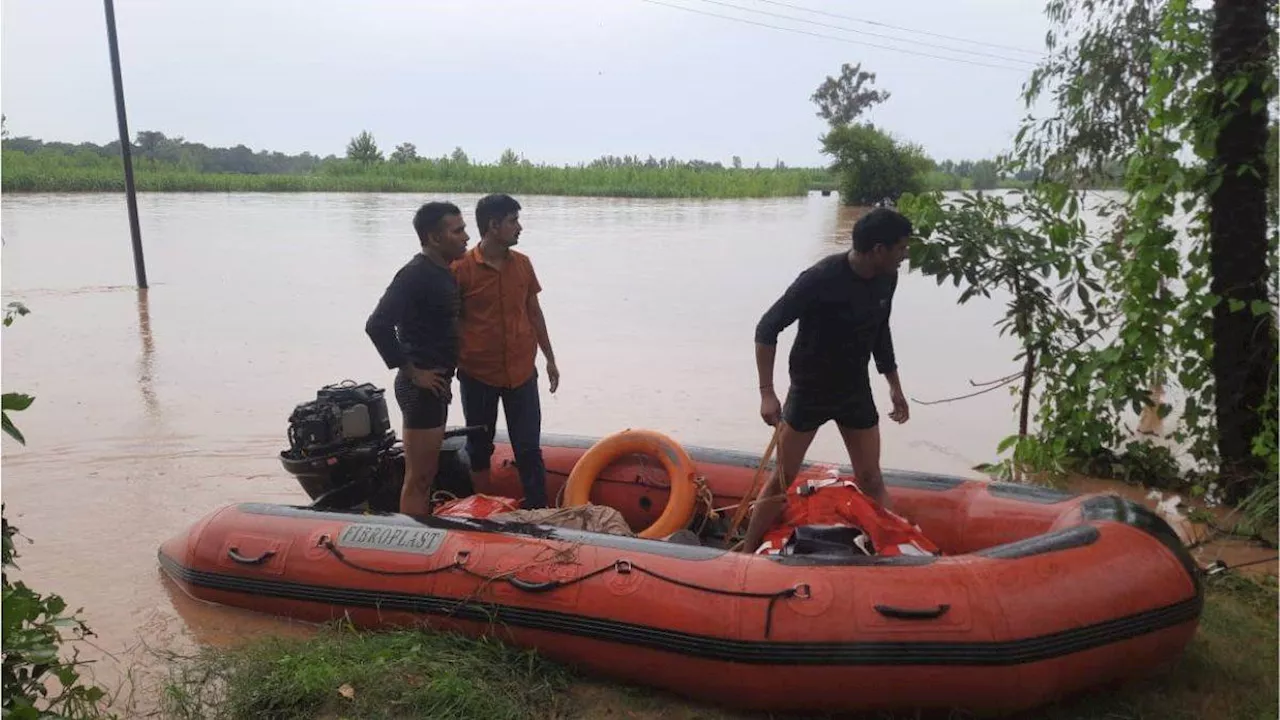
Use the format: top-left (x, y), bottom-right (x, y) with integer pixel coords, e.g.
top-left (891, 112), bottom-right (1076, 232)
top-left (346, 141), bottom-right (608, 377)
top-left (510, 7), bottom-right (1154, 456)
top-left (452, 194), bottom-right (559, 509)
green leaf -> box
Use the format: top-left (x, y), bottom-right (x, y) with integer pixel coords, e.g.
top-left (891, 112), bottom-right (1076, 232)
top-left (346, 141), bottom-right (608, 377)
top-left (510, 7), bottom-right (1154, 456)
top-left (2, 413), bottom-right (26, 446)
top-left (997, 435), bottom-right (1021, 454)
top-left (1251, 300), bottom-right (1271, 316)
top-left (1, 393), bottom-right (35, 412)
top-left (1229, 298), bottom-right (1247, 312)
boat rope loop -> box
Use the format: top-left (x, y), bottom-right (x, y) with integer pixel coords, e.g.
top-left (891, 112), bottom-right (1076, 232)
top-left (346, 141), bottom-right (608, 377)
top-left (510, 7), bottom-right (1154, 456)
top-left (320, 537), bottom-right (467, 577)
top-left (319, 537), bottom-right (805, 638)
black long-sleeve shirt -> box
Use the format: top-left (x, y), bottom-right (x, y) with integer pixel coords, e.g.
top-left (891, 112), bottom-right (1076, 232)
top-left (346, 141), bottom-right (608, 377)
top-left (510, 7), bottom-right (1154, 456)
top-left (755, 252), bottom-right (898, 396)
top-left (365, 253), bottom-right (461, 373)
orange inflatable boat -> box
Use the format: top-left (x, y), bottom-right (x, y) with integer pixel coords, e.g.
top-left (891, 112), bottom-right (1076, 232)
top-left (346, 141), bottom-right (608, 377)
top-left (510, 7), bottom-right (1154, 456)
top-left (159, 425), bottom-right (1203, 716)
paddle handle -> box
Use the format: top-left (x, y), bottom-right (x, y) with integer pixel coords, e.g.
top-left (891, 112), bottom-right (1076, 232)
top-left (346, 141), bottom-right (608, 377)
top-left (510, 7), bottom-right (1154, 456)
top-left (724, 424), bottom-right (782, 547)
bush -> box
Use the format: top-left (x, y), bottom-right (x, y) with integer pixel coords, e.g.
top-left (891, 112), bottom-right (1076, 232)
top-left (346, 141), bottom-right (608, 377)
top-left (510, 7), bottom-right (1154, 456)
top-left (820, 123), bottom-right (931, 205)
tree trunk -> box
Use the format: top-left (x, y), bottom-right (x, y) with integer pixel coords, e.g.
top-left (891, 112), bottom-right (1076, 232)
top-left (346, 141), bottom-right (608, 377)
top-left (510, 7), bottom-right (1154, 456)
top-left (1019, 348), bottom-right (1036, 439)
top-left (1209, 0), bottom-right (1276, 503)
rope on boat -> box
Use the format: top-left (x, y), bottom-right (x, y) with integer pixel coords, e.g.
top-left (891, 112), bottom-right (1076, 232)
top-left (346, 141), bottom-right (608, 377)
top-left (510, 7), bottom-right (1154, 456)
top-left (318, 536), bottom-right (803, 638)
top-left (1203, 555), bottom-right (1280, 575)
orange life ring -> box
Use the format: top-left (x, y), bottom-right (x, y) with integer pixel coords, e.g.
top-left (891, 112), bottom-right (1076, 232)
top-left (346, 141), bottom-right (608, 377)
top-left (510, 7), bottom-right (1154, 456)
top-left (563, 429), bottom-right (699, 539)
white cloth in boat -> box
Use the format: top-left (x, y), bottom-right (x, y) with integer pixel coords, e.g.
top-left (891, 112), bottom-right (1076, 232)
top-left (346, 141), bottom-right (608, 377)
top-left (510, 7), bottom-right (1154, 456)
top-left (490, 504), bottom-right (636, 537)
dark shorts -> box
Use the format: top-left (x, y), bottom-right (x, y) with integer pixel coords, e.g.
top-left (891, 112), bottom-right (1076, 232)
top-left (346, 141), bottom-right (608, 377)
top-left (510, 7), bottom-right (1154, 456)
top-left (783, 384), bottom-right (878, 433)
top-left (394, 369), bottom-right (450, 430)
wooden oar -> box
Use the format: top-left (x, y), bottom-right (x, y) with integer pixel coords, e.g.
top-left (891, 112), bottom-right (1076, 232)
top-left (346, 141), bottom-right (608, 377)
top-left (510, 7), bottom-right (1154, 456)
top-left (724, 424), bottom-right (782, 548)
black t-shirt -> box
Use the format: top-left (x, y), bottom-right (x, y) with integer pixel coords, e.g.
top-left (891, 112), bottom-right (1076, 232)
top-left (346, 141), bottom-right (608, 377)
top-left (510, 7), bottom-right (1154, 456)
top-left (754, 252), bottom-right (898, 396)
top-left (365, 253), bottom-right (460, 374)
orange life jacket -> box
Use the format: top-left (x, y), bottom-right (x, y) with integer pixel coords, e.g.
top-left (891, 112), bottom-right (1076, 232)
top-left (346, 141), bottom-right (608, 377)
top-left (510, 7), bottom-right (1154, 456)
top-left (757, 467), bottom-right (940, 558)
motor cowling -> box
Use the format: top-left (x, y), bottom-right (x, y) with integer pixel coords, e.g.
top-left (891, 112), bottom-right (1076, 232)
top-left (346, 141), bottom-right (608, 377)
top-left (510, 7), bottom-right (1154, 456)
top-left (279, 380), bottom-right (477, 512)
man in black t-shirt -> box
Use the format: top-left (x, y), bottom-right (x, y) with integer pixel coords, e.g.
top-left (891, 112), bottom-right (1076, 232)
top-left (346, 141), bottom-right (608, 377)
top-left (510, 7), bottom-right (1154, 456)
top-left (365, 201), bottom-right (470, 516)
top-left (741, 207), bottom-right (913, 551)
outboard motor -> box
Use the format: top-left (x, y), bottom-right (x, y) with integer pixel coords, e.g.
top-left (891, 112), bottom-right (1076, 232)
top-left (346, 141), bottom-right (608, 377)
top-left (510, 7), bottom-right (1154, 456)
top-left (279, 380), bottom-right (478, 512)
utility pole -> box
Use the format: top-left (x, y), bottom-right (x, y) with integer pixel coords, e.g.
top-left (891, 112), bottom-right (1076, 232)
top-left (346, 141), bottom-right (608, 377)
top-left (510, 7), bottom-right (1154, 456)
top-left (103, 0), bottom-right (148, 289)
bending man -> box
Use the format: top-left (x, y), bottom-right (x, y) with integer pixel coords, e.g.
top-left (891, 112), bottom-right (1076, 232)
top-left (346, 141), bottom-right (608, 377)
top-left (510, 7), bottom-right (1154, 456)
top-left (741, 207), bottom-right (913, 552)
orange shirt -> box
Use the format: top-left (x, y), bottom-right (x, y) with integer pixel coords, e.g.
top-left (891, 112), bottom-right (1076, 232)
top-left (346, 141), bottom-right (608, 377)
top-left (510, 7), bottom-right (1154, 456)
top-left (451, 246), bottom-right (543, 389)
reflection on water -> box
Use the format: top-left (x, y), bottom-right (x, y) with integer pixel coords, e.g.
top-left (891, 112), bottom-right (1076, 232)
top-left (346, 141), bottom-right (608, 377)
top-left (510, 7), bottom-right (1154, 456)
top-left (0, 190), bottom-right (1104, 706)
top-left (136, 288), bottom-right (160, 422)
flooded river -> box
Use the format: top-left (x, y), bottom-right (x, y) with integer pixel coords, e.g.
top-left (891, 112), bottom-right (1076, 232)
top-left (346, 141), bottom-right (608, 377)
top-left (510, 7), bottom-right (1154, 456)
top-left (1, 189), bottom-right (1217, 710)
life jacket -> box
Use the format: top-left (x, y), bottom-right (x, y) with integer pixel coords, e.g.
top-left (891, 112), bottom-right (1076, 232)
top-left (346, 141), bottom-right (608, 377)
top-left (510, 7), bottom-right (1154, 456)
top-left (432, 493), bottom-right (521, 519)
top-left (756, 466), bottom-right (940, 558)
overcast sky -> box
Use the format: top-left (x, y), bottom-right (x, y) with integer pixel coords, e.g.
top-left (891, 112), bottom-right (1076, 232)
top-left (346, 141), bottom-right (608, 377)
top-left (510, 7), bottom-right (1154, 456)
top-left (2, 0), bottom-right (1050, 167)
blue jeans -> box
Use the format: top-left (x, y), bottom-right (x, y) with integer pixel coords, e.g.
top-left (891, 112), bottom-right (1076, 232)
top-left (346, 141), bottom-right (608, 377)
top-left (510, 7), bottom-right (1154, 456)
top-left (457, 369), bottom-right (548, 509)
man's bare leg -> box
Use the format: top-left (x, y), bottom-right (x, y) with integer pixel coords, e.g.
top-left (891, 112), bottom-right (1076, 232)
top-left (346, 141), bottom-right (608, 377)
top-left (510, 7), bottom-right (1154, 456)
top-left (401, 425), bottom-right (445, 516)
top-left (740, 422), bottom-right (818, 552)
top-left (837, 423), bottom-right (890, 509)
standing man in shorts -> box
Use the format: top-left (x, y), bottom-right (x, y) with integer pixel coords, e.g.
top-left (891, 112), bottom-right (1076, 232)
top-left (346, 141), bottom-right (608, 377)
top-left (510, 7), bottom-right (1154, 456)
top-left (365, 201), bottom-right (470, 516)
top-left (741, 207), bottom-right (913, 551)
top-left (452, 194), bottom-right (559, 509)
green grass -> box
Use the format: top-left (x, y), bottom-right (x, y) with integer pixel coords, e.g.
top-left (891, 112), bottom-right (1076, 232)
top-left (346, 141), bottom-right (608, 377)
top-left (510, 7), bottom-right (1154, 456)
top-left (1, 150), bottom-right (831, 199)
top-left (159, 624), bottom-right (571, 720)
top-left (157, 573), bottom-right (1277, 720)
top-left (1, 148), bottom-right (1031, 199)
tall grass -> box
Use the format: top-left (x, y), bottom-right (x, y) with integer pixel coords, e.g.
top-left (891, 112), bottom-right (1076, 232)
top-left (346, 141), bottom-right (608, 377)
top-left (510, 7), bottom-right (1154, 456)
top-left (1, 150), bottom-right (834, 199)
top-left (161, 626), bottom-right (570, 720)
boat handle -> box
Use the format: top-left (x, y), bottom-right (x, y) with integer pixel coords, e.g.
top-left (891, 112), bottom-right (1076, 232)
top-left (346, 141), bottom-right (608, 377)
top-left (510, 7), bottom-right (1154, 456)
top-left (228, 547), bottom-right (276, 565)
top-left (507, 577), bottom-right (561, 593)
top-left (874, 603), bottom-right (951, 620)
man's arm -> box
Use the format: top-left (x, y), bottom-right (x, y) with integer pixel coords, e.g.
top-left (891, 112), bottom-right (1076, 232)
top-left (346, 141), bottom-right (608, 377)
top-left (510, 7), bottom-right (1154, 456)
top-left (366, 269), bottom-right (409, 371)
top-left (525, 260), bottom-right (559, 392)
top-left (527, 293), bottom-right (556, 366)
top-left (872, 318), bottom-right (898, 384)
top-left (754, 268), bottom-right (817, 390)
top-left (873, 280), bottom-right (908, 421)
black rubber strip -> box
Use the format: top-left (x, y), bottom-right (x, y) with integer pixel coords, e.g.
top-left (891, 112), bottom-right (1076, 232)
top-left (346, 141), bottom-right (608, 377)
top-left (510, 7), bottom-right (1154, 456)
top-left (158, 552), bottom-right (1200, 667)
top-left (975, 525), bottom-right (1100, 559)
top-left (985, 482), bottom-right (1076, 504)
top-left (1081, 495), bottom-right (1203, 597)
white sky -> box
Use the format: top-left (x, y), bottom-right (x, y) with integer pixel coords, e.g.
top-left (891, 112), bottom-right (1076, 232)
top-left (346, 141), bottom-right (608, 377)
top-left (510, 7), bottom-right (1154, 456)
top-left (1, 0), bottom-right (1050, 167)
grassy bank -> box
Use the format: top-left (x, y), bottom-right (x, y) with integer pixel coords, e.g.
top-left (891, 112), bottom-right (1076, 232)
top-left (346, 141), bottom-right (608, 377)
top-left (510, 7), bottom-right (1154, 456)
top-left (1, 150), bottom-right (830, 199)
top-left (1, 149), bottom-right (1026, 198)
top-left (158, 572), bottom-right (1277, 720)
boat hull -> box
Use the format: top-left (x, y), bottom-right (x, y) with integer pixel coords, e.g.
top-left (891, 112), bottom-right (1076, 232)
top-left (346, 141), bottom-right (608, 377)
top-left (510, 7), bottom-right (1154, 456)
top-left (159, 434), bottom-right (1203, 715)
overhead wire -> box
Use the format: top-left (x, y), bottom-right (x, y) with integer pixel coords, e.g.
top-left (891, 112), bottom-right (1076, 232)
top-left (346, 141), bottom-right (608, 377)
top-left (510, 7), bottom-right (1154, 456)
top-left (748, 0), bottom-right (1045, 56)
top-left (638, 0), bottom-right (1034, 73)
top-left (685, 0), bottom-right (1039, 66)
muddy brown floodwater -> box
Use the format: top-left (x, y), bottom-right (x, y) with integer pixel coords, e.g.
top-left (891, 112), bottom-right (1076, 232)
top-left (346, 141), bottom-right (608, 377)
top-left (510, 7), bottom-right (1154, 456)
top-left (2, 191), bottom-right (1272, 714)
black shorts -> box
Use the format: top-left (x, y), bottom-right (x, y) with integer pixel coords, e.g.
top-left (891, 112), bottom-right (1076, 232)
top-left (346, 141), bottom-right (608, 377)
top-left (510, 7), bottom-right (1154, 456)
top-left (783, 385), bottom-right (878, 433)
top-left (394, 369), bottom-right (450, 430)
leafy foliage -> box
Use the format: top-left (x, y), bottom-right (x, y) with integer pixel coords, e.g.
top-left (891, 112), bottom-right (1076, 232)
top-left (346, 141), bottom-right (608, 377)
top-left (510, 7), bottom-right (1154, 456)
top-left (821, 124), bottom-right (931, 206)
top-left (3, 302), bottom-right (33, 446)
top-left (810, 62), bottom-right (891, 128)
top-left (345, 130), bottom-right (383, 165)
top-left (389, 142), bottom-right (417, 164)
top-left (903, 0), bottom-right (1278, 519)
top-left (2, 510), bottom-right (115, 720)
top-left (901, 183), bottom-right (1114, 478)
